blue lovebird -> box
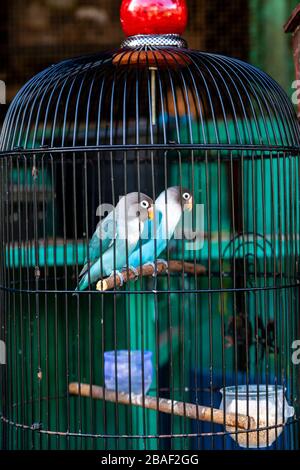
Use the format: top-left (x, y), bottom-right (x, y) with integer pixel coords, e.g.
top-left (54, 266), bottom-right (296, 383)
top-left (76, 192), bottom-right (154, 291)
top-left (127, 186), bottom-right (193, 271)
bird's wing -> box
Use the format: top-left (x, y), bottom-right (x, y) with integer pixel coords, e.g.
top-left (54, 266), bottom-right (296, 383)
top-left (142, 209), bottom-right (163, 240)
top-left (127, 209), bottom-right (164, 266)
top-left (79, 211), bottom-right (117, 277)
top-left (78, 206), bottom-right (151, 287)
top-left (77, 222), bottom-right (141, 290)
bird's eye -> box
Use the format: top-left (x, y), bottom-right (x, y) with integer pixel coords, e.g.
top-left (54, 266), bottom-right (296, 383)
top-left (140, 200), bottom-right (149, 209)
top-left (182, 192), bottom-right (191, 201)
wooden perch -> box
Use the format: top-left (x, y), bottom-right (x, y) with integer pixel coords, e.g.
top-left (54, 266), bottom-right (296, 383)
top-left (69, 382), bottom-right (255, 431)
top-left (96, 260), bottom-right (206, 292)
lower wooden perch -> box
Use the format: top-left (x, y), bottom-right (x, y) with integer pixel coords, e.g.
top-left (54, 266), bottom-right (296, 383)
top-left (96, 260), bottom-right (206, 292)
top-left (69, 382), bottom-right (255, 431)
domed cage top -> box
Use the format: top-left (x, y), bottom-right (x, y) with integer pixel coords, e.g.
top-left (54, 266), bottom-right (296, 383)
top-left (0, 0), bottom-right (300, 451)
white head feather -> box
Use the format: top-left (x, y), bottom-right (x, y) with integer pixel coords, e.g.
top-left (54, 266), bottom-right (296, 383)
top-left (155, 187), bottom-right (190, 240)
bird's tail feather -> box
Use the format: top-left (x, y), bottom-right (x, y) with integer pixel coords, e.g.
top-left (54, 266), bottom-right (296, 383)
top-left (74, 274), bottom-right (89, 292)
top-left (79, 262), bottom-right (90, 278)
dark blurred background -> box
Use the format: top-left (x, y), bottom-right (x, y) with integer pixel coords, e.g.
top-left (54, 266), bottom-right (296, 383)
top-left (0, 0), bottom-right (298, 126)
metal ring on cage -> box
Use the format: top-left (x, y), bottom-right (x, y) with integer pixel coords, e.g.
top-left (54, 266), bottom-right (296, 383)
top-left (120, 34), bottom-right (188, 49)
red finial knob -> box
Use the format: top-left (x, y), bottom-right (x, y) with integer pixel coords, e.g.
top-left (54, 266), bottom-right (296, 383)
top-left (120, 0), bottom-right (188, 37)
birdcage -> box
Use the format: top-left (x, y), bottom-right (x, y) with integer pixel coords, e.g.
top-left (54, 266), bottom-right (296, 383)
top-left (0, 0), bottom-right (299, 451)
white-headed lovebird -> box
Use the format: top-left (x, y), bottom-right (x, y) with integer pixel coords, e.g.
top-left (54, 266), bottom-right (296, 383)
top-left (76, 192), bottom-right (154, 291)
top-left (126, 186), bottom-right (193, 270)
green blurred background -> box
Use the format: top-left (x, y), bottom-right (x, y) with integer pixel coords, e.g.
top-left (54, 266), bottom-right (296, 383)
top-left (0, 0), bottom-right (299, 127)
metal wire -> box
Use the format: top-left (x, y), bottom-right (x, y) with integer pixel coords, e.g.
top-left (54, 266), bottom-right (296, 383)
top-left (0, 44), bottom-right (299, 450)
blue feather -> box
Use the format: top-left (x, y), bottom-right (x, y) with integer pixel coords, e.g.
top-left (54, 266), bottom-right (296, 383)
top-left (76, 238), bottom-right (131, 291)
top-left (79, 210), bottom-right (116, 277)
top-left (128, 210), bottom-right (166, 266)
top-left (127, 189), bottom-right (183, 269)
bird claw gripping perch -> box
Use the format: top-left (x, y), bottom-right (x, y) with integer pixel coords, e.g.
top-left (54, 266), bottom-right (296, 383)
top-left (122, 265), bottom-right (139, 281)
top-left (157, 259), bottom-right (169, 273)
top-left (144, 260), bottom-right (168, 277)
top-left (113, 270), bottom-right (124, 287)
top-left (143, 262), bottom-right (157, 277)
top-left (128, 266), bottom-right (139, 281)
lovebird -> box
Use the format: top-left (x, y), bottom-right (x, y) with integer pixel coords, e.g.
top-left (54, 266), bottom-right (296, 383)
top-left (76, 192), bottom-right (154, 291)
top-left (127, 186), bottom-right (193, 270)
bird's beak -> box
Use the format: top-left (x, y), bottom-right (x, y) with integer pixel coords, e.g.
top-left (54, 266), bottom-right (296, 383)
top-left (185, 199), bottom-right (193, 212)
top-left (148, 206), bottom-right (154, 220)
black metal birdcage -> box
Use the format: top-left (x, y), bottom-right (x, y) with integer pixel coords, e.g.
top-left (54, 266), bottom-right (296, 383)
top-left (0, 0), bottom-right (300, 451)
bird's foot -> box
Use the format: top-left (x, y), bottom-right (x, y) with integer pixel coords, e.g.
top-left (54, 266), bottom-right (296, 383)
top-left (123, 265), bottom-right (139, 281)
top-left (157, 259), bottom-right (169, 273)
top-left (111, 270), bottom-right (124, 287)
top-left (143, 262), bottom-right (157, 277)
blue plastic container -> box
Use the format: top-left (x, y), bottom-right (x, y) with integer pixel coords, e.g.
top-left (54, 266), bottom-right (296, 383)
top-left (104, 350), bottom-right (153, 394)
